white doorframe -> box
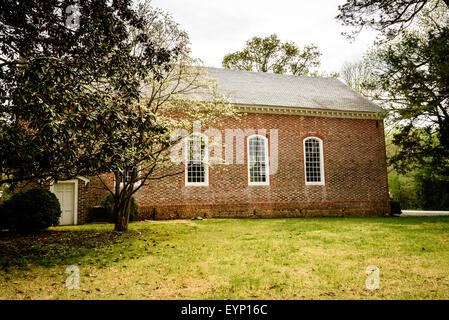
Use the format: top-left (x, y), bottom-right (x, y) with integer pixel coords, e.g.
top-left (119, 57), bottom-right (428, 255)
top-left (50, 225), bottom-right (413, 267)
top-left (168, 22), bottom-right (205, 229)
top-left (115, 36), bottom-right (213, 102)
top-left (49, 179), bottom-right (79, 225)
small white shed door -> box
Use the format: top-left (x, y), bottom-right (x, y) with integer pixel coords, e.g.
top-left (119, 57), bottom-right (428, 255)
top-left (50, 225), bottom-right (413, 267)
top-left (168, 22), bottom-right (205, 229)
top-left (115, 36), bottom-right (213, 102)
top-left (54, 183), bottom-right (75, 225)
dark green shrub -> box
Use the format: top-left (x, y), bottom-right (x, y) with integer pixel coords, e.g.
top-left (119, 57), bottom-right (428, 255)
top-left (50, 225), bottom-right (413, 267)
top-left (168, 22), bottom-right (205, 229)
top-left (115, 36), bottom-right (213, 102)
top-left (0, 184), bottom-right (12, 203)
top-left (0, 201), bottom-right (6, 231)
top-left (390, 200), bottom-right (402, 216)
top-left (2, 188), bottom-right (61, 233)
top-left (100, 194), bottom-right (139, 222)
top-left (415, 168), bottom-right (449, 210)
top-left (0, 185), bottom-right (12, 229)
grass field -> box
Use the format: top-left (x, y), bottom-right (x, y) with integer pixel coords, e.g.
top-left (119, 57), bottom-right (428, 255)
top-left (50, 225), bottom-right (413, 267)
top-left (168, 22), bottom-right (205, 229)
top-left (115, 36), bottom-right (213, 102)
top-left (1, 217), bottom-right (449, 300)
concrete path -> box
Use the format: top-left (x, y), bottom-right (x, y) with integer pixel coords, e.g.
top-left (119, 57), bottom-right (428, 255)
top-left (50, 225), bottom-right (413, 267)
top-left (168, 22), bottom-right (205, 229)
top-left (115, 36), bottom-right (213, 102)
top-left (402, 210), bottom-right (449, 216)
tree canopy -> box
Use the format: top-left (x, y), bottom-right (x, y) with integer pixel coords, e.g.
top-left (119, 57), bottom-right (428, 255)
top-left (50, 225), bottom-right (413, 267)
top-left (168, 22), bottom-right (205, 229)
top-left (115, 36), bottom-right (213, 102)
top-left (0, 0), bottom-right (237, 231)
top-left (222, 34), bottom-right (322, 76)
top-left (340, 60), bottom-right (372, 95)
top-left (337, 0), bottom-right (449, 39)
top-left (387, 133), bottom-right (449, 210)
top-left (0, 0), bottom-right (174, 187)
top-left (364, 5), bottom-right (449, 173)
top-left (91, 2), bottom-right (237, 231)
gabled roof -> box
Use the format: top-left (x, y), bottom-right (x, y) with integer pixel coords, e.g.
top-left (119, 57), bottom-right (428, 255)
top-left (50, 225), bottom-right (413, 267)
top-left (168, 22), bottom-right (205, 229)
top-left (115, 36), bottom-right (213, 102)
top-left (205, 67), bottom-right (383, 113)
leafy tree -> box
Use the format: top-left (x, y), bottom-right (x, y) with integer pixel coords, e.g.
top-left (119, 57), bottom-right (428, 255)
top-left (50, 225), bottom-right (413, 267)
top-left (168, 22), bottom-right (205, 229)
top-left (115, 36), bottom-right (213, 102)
top-left (388, 171), bottom-right (419, 209)
top-left (340, 60), bottom-right (373, 95)
top-left (101, 193), bottom-right (138, 222)
top-left (309, 71), bottom-right (340, 79)
top-left (89, 2), bottom-right (236, 231)
top-left (337, 0), bottom-right (449, 39)
top-left (0, 1), bottom-right (236, 232)
top-left (0, 176), bottom-right (11, 203)
top-left (222, 34), bottom-right (322, 76)
top-left (414, 166), bottom-right (449, 210)
top-left (338, 0), bottom-right (449, 209)
top-left (387, 156), bottom-right (449, 210)
top-left (386, 135), bottom-right (419, 209)
top-left (365, 13), bottom-right (449, 172)
top-left (0, 0), bottom-right (173, 187)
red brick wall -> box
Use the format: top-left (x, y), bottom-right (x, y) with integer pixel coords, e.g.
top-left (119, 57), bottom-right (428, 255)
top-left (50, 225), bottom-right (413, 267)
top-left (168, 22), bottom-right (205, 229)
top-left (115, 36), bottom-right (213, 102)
top-left (126, 113), bottom-right (390, 219)
top-left (77, 175), bottom-right (112, 224)
top-left (15, 113), bottom-right (390, 222)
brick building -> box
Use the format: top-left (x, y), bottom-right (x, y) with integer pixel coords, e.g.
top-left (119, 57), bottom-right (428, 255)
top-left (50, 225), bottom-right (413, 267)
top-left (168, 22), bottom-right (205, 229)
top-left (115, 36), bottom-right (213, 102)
top-left (50, 67), bottom-right (390, 224)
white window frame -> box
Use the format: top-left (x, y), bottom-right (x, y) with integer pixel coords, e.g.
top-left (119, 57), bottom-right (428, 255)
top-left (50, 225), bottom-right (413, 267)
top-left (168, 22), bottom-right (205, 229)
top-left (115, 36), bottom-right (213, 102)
top-left (303, 137), bottom-right (325, 186)
top-left (247, 134), bottom-right (270, 186)
top-left (185, 133), bottom-right (209, 186)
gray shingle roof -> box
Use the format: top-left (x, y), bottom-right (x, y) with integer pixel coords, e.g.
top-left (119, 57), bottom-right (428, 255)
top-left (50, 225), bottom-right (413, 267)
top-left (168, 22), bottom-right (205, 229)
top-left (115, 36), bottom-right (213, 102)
top-left (205, 67), bottom-right (383, 113)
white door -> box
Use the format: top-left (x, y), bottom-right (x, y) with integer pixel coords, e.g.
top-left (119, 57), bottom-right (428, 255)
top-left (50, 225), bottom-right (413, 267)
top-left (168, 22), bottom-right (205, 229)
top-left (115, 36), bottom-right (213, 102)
top-left (54, 183), bottom-right (75, 225)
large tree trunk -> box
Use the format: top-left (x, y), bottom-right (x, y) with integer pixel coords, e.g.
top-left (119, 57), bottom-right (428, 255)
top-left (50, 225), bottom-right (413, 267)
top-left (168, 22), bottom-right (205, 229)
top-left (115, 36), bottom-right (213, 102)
top-left (113, 171), bottom-right (132, 232)
top-left (114, 196), bottom-right (131, 232)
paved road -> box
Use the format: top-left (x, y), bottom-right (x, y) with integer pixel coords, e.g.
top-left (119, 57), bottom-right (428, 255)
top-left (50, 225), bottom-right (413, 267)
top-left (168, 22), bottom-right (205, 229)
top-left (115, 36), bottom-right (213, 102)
top-left (402, 210), bottom-right (449, 216)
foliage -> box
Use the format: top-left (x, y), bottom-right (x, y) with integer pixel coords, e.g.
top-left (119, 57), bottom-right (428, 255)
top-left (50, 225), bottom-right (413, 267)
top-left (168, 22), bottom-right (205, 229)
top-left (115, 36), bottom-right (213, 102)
top-left (0, 180), bottom-right (12, 203)
top-left (0, 201), bottom-right (5, 230)
top-left (388, 171), bottom-right (419, 209)
top-left (101, 193), bottom-right (138, 222)
top-left (338, 1), bottom-right (449, 181)
top-left (339, 60), bottom-right (373, 95)
top-left (387, 133), bottom-right (449, 211)
top-left (415, 166), bottom-right (449, 210)
top-left (336, 0), bottom-right (449, 39)
top-left (0, 184), bottom-right (11, 229)
top-left (0, 1), bottom-right (236, 231)
top-left (1, 188), bottom-right (61, 233)
top-left (390, 200), bottom-right (402, 215)
top-left (364, 7), bottom-right (449, 173)
top-left (388, 164), bottom-right (449, 210)
top-left (0, 0), bottom-right (175, 187)
top-left (90, 1), bottom-right (237, 231)
top-left (386, 132), bottom-right (449, 210)
top-left (222, 34), bottom-right (322, 76)
top-left (346, 2), bottom-right (449, 210)
top-left (309, 71), bottom-right (340, 79)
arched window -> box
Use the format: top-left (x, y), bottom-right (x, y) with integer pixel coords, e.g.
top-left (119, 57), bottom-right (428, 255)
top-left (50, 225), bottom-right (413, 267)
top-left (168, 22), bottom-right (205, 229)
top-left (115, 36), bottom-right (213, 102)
top-left (247, 135), bottom-right (269, 185)
top-left (303, 137), bottom-right (324, 185)
top-left (185, 133), bottom-right (208, 186)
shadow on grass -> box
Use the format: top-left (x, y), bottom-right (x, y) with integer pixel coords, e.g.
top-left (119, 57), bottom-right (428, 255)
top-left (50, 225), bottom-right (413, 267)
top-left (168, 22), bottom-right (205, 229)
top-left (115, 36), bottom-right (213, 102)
top-left (0, 229), bottom-right (148, 270)
top-left (2, 217), bottom-right (449, 271)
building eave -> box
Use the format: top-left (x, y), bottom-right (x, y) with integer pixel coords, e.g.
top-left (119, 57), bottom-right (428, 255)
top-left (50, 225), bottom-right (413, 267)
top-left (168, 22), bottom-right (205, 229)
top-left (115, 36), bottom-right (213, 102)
top-left (234, 104), bottom-right (386, 120)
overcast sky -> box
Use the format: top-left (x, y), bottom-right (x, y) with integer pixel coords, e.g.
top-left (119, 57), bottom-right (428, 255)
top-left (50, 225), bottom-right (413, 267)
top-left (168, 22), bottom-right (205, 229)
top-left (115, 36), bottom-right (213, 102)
top-left (150, 0), bottom-right (379, 74)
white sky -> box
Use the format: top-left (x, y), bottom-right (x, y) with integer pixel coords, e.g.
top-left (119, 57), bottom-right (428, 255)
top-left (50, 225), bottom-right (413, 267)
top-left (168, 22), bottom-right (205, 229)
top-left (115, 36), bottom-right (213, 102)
top-left (150, 0), bottom-right (379, 74)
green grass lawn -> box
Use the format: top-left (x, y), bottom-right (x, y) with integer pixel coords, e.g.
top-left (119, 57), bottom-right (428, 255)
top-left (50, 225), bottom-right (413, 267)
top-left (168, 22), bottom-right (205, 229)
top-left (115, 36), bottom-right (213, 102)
top-left (1, 217), bottom-right (449, 300)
